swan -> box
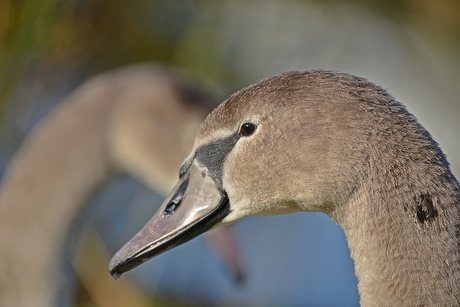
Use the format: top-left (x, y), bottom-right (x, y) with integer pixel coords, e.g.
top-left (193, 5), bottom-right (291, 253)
top-left (0, 64), bottom-right (242, 307)
top-left (110, 70), bottom-right (460, 306)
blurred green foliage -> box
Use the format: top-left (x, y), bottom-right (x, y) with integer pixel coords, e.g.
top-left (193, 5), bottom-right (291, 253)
top-left (0, 0), bottom-right (217, 119)
top-left (1, 0), bottom-right (459, 119)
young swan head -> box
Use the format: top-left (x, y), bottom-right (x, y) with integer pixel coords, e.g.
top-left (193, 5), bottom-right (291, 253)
top-left (194, 71), bottom-right (376, 223)
top-left (109, 70), bottom-right (449, 278)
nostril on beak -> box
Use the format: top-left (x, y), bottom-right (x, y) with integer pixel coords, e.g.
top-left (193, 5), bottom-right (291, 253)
top-left (164, 200), bottom-right (180, 215)
top-left (163, 178), bottom-right (188, 216)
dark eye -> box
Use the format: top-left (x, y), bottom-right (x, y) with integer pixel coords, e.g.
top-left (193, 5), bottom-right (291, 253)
top-left (238, 122), bottom-right (256, 137)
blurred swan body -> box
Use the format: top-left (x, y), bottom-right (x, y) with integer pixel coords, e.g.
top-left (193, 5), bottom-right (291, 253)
top-left (0, 64), bottom-right (239, 306)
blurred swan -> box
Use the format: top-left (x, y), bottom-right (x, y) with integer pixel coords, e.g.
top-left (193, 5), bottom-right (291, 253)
top-left (0, 64), bottom-right (242, 307)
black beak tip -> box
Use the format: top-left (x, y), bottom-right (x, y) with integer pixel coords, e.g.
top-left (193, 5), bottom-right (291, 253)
top-left (108, 255), bottom-right (146, 280)
top-left (108, 256), bottom-right (134, 280)
top-left (110, 269), bottom-right (122, 280)
top-left (108, 259), bottom-right (124, 280)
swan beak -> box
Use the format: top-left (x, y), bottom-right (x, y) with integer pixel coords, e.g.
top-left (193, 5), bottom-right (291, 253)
top-left (108, 160), bottom-right (230, 279)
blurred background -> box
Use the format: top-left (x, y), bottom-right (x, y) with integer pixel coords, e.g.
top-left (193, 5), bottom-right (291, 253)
top-left (0, 0), bottom-right (459, 306)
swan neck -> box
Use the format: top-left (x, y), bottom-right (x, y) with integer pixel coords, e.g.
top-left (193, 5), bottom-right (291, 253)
top-left (333, 175), bottom-right (460, 306)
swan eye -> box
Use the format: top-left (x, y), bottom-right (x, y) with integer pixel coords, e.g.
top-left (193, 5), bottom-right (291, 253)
top-left (238, 122), bottom-right (256, 137)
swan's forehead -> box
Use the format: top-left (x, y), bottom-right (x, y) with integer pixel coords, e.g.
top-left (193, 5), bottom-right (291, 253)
top-left (193, 79), bottom-right (280, 149)
top-left (191, 111), bottom-right (240, 152)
